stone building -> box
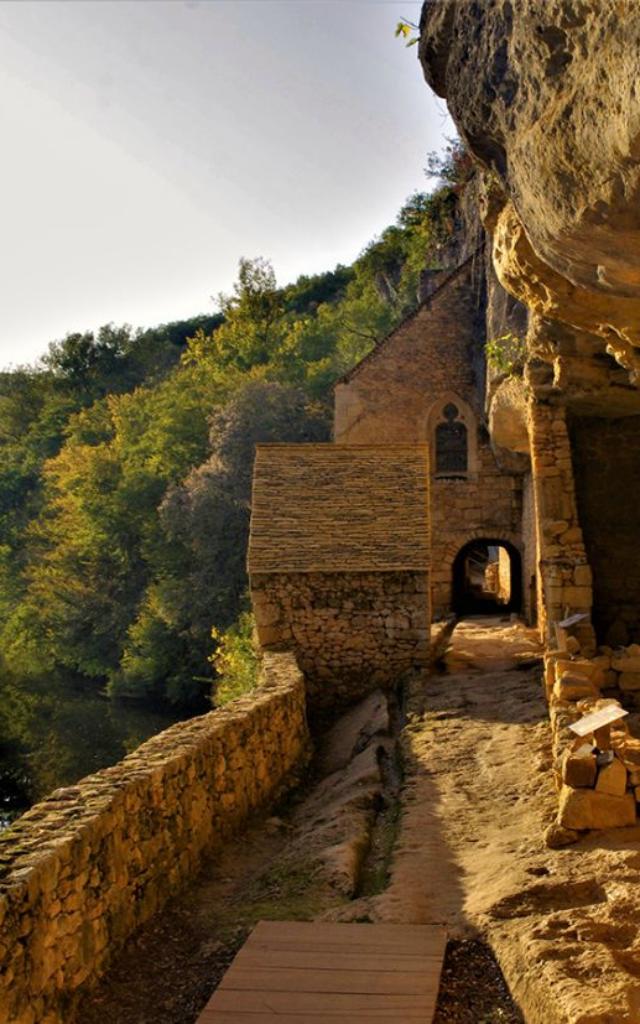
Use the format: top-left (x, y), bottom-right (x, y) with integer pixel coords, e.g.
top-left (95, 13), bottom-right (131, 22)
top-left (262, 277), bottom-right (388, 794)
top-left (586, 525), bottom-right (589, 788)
top-left (334, 254), bottom-right (534, 623)
top-left (248, 444), bottom-right (431, 708)
top-left (247, 247), bottom-right (545, 711)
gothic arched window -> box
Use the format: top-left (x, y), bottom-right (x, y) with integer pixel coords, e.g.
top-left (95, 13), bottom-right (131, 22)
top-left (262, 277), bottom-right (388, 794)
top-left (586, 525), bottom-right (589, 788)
top-left (435, 402), bottom-right (468, 475)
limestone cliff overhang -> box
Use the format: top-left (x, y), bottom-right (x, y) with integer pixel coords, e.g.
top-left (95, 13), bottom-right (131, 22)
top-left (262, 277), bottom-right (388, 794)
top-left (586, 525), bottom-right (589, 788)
top-left (334, 248), bottom-right (483, 388)
top-left (247, 443), bottom-right (431, 574)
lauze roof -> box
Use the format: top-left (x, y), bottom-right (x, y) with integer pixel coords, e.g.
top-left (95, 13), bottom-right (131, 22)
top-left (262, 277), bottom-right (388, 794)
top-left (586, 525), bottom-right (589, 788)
top-left (248, 444), bottom-right (431, 574)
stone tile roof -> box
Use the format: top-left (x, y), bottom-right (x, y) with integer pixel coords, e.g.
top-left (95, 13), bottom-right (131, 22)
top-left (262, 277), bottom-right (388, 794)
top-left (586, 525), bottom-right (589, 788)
top-left (248, 443), bottom-right (430, 574)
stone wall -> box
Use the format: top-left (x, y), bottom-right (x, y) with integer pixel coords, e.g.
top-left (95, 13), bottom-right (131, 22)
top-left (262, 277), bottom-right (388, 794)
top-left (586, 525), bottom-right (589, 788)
top-left (251, 571), bottom-right (430, 708)
top-left (333, 257), bottom-right (528, 622)
top-left (0, 654), bottom-right (309, 1024)
top-left (485, 546), bottom-right (512, 605)
top-left (521, 473), bottom-right (539, 626)
top-left (544, 648), bottom-right (640, 838)
top-left (569, 415), bottom-right (640, 647)
top-left (497, 545), bottom-right (511, 603)
top-left (334, 257), bottom-right (486, 445)
top-left (527, 401), bottom-right (594, 648)
top-left (430, 445), bottom-right (523, 618)
top-left (248, 445), bottom-right (431, 708)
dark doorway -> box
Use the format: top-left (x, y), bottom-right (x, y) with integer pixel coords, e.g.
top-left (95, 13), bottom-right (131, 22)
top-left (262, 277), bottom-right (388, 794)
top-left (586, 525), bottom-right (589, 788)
top-left (452, 540), bottom-right (522, 617)
top-left (569, 414), bottom-right (640, 646)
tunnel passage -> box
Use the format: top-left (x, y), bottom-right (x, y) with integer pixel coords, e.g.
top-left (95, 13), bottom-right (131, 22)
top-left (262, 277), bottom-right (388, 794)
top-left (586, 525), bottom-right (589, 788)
top-left (569, 414), bottom-right (640, 647)
top-left (452, 540), bottom-right (522, 617)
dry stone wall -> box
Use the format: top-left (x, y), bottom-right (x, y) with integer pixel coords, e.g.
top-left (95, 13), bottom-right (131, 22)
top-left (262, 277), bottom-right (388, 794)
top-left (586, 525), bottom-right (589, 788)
top-left (248, 444), bottom-right (431, 708)
top-left (545, 647), bottom-right (640, 838)
top-left (251, 571), bottom-right (430, 709)
top-left (0, 653), bottom-right (309, 1024)
top-left (528, 401), bottom-right (594, 646)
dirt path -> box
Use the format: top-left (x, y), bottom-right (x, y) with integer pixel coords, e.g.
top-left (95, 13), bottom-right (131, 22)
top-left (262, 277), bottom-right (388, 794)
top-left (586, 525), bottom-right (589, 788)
top-left (362, 618), bottom-right (640, 1024)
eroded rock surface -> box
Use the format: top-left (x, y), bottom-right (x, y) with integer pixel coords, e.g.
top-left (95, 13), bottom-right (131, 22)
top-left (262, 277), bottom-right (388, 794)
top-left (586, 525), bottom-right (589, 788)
top-left (420, 0), bottom-right (640, 350)
top-left (372, 620), bottom-right (640, 1024)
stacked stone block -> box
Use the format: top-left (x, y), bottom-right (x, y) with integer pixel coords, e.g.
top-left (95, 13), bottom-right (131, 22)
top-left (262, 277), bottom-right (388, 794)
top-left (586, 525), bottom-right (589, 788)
top-left (528, 402), bottom-right (593, 642)
top-left (252, 571), bottom-right (430, 708)
top-left (545, 649), bottom-right (640, 836)
top-left (0, 654), bottom-right (309, 1024)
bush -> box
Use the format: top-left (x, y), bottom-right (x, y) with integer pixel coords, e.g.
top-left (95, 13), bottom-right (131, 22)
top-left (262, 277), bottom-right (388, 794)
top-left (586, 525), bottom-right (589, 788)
top-left (210, 612), bottom-right (260, 705)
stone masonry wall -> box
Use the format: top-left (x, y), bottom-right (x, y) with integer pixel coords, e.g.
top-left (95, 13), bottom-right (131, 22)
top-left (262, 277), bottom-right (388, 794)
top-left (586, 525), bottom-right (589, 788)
top-left (333, 257), bottom-right (528, 623)
top-left (528, 402), bottom-right (594, 648)
top-left (544, 646), bottom-right (640, 838)
top-left (430, 442), bottom-right (523, 617)
top-left (251, 571), bottom-right (430, 708)
top-left (334, 258), bottom-right (485, 445)
top-left (521, 473), bottom-right (539, 627)
top-left (0, 654), bottom-right (309, 1024)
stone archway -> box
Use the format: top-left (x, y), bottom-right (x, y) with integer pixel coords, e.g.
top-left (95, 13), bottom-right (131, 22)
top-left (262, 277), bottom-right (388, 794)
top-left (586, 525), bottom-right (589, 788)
top-left (452, 538), bottom-right (523, 617)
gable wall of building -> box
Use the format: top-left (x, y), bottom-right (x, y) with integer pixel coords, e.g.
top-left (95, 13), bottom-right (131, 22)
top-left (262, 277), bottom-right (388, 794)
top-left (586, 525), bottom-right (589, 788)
top-left (334, 262), bottom-right (529, 620)
top-left (334, 263), bottom-right (483, 446)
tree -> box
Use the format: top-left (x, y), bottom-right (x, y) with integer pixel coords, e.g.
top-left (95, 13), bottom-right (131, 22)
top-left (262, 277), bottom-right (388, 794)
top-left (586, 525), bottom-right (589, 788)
top-left (112, 380), bottom-right (330, 706)
top-left (186, 257), bottom-right (286, 371)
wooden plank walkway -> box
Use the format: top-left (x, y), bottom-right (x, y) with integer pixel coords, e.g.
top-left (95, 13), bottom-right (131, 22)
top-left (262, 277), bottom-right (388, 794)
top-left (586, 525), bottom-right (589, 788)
top-left (197, 920), bottom-right (447, 1022)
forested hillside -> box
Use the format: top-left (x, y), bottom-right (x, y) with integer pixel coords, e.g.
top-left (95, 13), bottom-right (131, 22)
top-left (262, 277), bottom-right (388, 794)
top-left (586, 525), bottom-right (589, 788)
top-left (0, 148), bottom-right (469, 712)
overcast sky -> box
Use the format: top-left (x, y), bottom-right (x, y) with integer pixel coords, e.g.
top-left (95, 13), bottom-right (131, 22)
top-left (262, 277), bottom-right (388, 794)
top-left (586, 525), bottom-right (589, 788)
top-left (0, 0), bottom-right (452, 366)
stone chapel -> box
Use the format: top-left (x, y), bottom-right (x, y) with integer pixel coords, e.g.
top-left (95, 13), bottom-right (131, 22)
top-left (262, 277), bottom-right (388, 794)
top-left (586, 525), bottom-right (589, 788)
top-left (333, 253), bottom-right (533, 623)
top-left (247, 248), bottom-right (539, 706)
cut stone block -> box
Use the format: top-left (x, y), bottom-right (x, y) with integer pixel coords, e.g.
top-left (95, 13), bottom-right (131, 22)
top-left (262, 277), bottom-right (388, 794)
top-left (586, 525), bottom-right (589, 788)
top-left (554, 672), bottom-right (598, 702)
top-left (554, 658), bottom-right (595, 681)
top-left (621, 746), bottom-right (640, 771)
top-left (562, 749), bottom-right (597, 788)
top-left (596, 756), bottom-right (628, 796)
top-left (555, 657), bottom-right (606, 689)
top-left (558, 786), bottom-right (636, 830)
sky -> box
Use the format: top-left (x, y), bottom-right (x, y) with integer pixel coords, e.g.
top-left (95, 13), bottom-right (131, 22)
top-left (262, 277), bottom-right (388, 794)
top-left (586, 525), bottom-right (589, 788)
top-left (0, 0), bottom-right (453, 367)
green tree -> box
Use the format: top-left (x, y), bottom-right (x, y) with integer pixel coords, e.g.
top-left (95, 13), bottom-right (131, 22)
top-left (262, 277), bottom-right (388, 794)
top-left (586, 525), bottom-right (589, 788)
top-left (113, 380), bottom-right (330, 706)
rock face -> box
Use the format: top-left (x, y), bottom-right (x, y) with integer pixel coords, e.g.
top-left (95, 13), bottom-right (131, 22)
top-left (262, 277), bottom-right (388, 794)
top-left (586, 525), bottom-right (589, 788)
top-left (419, 0), bottom-right (640, 351)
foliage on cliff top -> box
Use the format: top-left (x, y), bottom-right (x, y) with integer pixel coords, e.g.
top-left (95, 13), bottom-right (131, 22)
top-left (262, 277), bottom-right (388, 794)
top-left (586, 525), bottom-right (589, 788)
top-left (0, 157), bottom-right (467, 708)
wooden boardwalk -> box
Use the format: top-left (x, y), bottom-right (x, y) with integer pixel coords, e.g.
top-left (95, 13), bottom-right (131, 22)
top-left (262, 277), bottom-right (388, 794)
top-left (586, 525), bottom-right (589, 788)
top-left (197, 920), bottom-right (447, 1022)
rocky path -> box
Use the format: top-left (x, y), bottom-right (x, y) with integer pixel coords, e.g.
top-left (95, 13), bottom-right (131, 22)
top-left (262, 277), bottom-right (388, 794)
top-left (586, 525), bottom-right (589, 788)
top-left (76, 619), bottom-right (640, 1024)
top-left (365, 619), bottom-right (640, 1024)
top-left (76, 691), bottom-right (396, 1024)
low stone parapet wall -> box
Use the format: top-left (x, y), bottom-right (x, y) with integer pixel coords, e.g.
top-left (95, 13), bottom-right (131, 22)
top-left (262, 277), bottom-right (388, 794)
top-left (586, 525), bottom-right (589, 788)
top-left (0, 653), bottom-right (310, 1024)
top-left (251, 570), bottom-right (430, 708)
